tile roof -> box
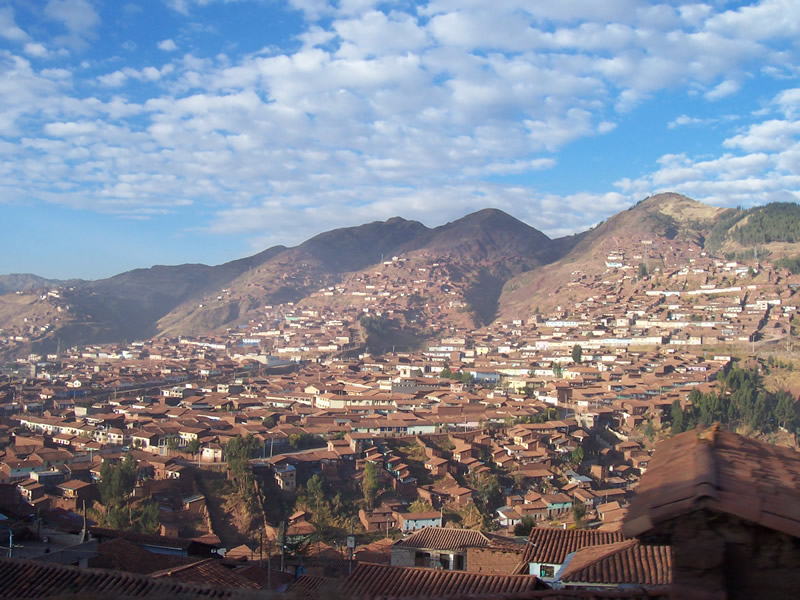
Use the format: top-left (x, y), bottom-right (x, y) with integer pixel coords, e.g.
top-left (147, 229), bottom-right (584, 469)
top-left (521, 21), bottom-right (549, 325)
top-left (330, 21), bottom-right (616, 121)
top-left (340, 562), bottom-right (549, 598)
top-left (559, 540), bottom-right (672, 586)
top-left (516, 528), bottom-right (626, 572)
top-left (0, 557), bottom-right (248, 599)
top-left (150, 558), bottom-right (262, 589)
top-left (394, 526), bottom-right (491, 550)
top-left (623, 425), bottom-right (800, 539)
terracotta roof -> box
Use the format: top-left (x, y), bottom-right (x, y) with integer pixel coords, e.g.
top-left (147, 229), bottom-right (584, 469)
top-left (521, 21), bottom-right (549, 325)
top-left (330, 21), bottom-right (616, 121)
top-left (340, 562), bottom-right (549, 598)
top-left (150, 558), bottom-right (262, 589)
top-left (624, 425), bottom-right (800, 539)
top-left (395, 526), bottom-right (490, 550)
top-left (0, 557), bottom-right (248, 599)
top-left (89, 538), bottom-right (194, 574)
top-left (559, 540), bottom-right (672, 586)
top-left (516, 528), bottom-right (626, 571)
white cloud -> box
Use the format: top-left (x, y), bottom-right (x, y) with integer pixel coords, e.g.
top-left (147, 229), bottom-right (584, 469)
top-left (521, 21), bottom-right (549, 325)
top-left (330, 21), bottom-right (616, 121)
top-left (705, 79), bottom-right (740, 101)
top-left (44, 0), bottom-right (100, 48)
top-left (0, 6), bottom-right (29, 42)
top-left (23, 43), bottom-right (50, 59)
top-left (158, 39), bottom-right (178, 52)
top-left (3, 0), bottom-right (800, 249)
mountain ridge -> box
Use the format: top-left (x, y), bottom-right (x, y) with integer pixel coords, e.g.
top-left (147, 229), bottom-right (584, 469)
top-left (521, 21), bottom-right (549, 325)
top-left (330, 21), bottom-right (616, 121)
top-left (3, 195), bottom-right (800, 359)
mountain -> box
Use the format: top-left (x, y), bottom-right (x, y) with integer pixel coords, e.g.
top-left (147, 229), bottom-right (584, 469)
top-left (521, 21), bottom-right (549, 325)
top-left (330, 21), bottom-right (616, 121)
top-left (0, 209), bottom-right (561, 358)
top-left (4, 195), bottom-right (800, 360)
top-left (155, 209), bottom-right (563, 336)
top-left (0, 274), bottom-right (74, 295)
top-left (497, 193), bottom-right (726, 317)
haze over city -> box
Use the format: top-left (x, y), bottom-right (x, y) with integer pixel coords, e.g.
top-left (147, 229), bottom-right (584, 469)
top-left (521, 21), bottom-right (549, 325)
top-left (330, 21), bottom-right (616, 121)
top-left (2, 0), bottom-right (800, 278)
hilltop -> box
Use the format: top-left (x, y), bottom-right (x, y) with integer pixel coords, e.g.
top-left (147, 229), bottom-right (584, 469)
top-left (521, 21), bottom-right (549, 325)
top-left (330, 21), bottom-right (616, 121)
top-left (2, 194), bottom-right (800, 359)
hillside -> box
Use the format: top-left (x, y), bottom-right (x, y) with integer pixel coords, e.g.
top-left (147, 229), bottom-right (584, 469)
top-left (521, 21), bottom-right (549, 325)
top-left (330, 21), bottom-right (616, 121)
top-left (0, 209), bottom-right (562, 358)
top-left (156, 209), bottom-right (564, 336)
top-left (706, 202), bottom-right (800, 260)
top-left (497, 193), bottom-right (726, 317)
top-left (3, 195), bottom-right (800, 359)
top-left (0, 274), bottom-right (73, 295)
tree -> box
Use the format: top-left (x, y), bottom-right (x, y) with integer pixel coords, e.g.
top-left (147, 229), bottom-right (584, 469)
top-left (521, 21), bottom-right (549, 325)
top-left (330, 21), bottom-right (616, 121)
top-left (459, 503), bottom-right (484, 530)
top-left (775, 390), bottom-right (796, 431)
top-left (671, 399), bottom-right (685, 435)
top-left (514, 515), bottom-right (536, 537)
top-left (638, 263), bottom-right (648, 278)
top-left (552, 363), bottom-right (563, 378)
top-left (407, 499), bottom-right (434, 513)
top-left (644, 421), bottom-right (655, 442)
top-left (186, 439), bottom-right (201, 456)
top-left (98, 454), bottom-right (137, 507)
top-left (362, 461), bottom-right (379, 510)
top-left (571, 344), bottom-right (582, 364)
top-left (166, 437), bottom-right (179, 453)
top-left (572, 502), bottom-right (587, 527)
top-left (570, 446), bottom-right (584, 466)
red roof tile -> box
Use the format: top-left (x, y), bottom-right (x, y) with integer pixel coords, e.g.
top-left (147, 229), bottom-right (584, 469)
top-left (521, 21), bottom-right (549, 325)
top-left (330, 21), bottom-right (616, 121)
top-left (394, 526), bottom-right (490, 550)
top-left (516, 527), bottom-right (626, 571)
top-left (559, 540), bottom-right (672, 586)
top-left (624, 425), bottom-right (800, 539)
top-left (0, 556), bottom-right (248, 599)
top-left (340, 562), bottom-right (548, 598)
top-left (150, 558), bottom-right (262, 589)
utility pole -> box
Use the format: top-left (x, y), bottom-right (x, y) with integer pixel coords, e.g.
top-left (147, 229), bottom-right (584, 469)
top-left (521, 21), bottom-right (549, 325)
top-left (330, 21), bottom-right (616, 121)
top-left (267, 538), bottom-right (272, 590)
top-left (280, 519), bottom-right (285, 572)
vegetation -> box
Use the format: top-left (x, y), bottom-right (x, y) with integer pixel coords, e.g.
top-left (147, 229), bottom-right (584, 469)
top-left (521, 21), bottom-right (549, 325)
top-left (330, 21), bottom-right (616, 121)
top-left (407, 499), bottom-right (434, 513)
top-left (439, 366), bottom-right (474, 384)
top-left (224, 434), bottom-right (262, 516)
top-left (670, 367), bottom-right (797, 435)
top-left (514, 515), bottom-right (536, 537)
top-left (96, 455), bottom-right (159, 533)
top-left (296, 473), bottom-right (358, 543)
top-left (361, 461), bottom-right (379, 510)
top-left (571, 344), bottom-right (582, 364)
top-left (775, 255), bottom-right (800, 274)
top-left (708, 203), bottom-right (800, 253)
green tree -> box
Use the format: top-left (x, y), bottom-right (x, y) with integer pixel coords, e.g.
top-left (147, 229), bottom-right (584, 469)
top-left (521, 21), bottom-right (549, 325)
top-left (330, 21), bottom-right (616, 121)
top-left (552, 363), bottom-right (563, 378)
top-left (98, 454), bottom-right (137, 507)
top-left (362, 461), bottom-right (379, 510)
top-left (185, 439), bottom-right (201, 456)
top-left (775, 390), bottom-right (797, 430)
top-left (407, 499), bottom-right (434, 513)
top-left (571, 344), bottom-right (582, 364)
top-left (570, 446), bottom-right (584, 466)
top-left (644, 421), bottom-right (655, 442)
top-left (671, 399), bottom-right (685, 435)
top-left (514, 515), bottom-right (536, 537)
top-left (572, 502), bottom-right (587, 527)
top-left (638, 263), bottom-right (648, 278)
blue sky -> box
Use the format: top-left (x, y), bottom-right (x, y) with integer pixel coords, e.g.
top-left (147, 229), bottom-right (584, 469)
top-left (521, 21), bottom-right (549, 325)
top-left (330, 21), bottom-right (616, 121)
top-left (1, 0), bottom-right (800, 279)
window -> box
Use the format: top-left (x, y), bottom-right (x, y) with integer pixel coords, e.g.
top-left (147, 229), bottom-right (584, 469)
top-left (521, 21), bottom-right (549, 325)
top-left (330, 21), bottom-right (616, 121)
top-left (540, 564), bottom-right (555, 578)
top-left (414, 552), bottom-right (430, 567)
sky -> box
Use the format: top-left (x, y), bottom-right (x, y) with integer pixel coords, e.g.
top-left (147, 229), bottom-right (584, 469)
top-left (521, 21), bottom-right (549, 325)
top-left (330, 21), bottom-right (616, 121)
top-left (1, 0), bottom-right (800, 280)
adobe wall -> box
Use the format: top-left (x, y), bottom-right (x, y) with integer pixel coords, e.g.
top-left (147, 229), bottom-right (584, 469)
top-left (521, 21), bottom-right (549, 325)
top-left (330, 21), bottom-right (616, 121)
top-left (667, 509), bottom-right (800, 600)
top-left (466, 547), bottom-right (522, 574)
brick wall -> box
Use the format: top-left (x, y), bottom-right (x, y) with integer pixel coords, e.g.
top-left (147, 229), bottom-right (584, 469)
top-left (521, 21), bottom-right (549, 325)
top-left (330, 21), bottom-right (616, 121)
top-left (466, 547), bottom-right (523, 574)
